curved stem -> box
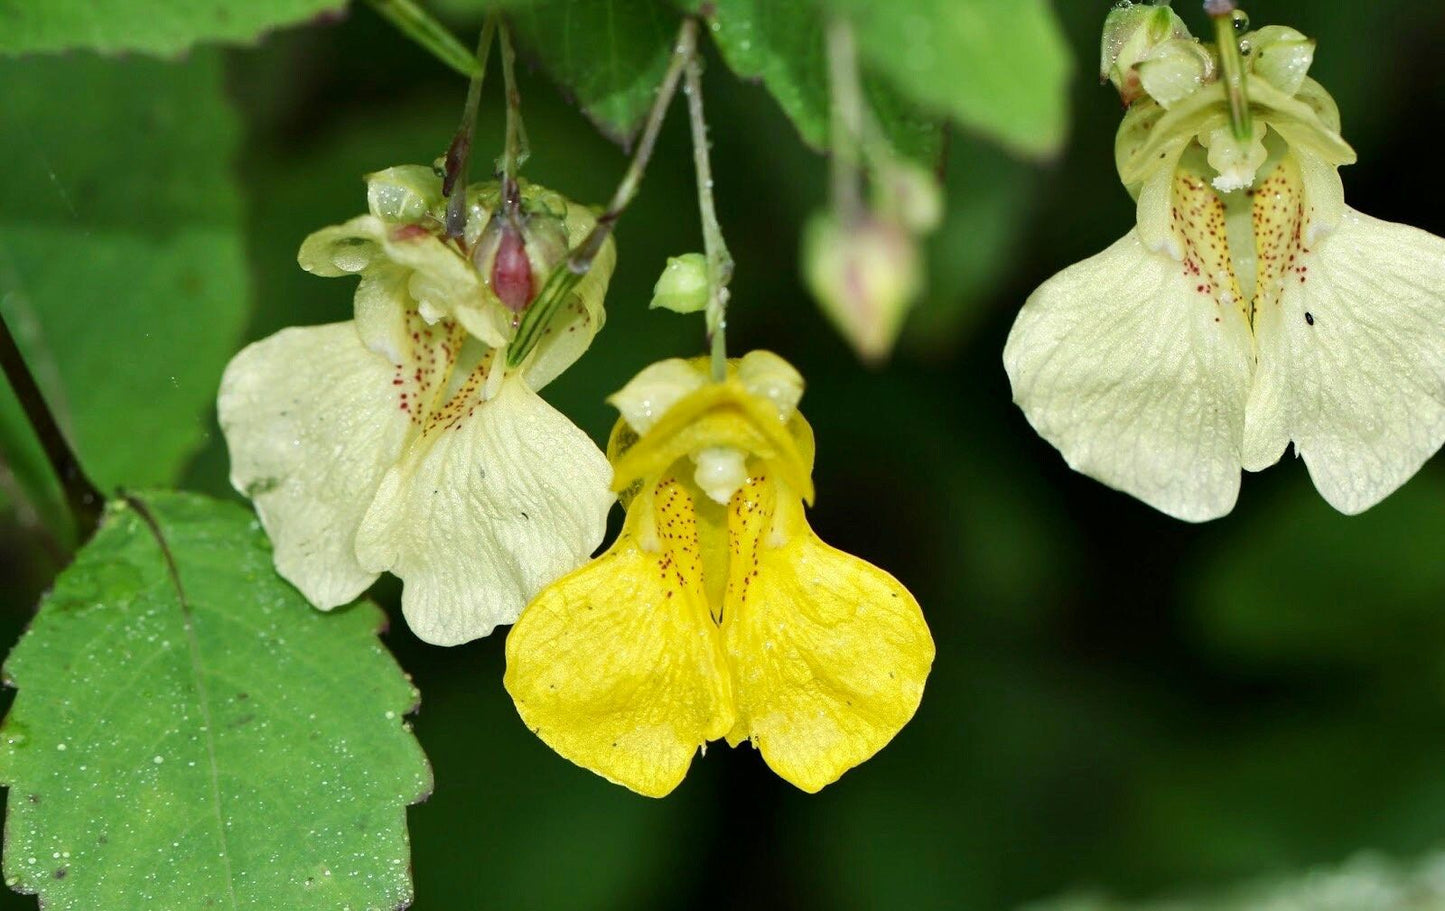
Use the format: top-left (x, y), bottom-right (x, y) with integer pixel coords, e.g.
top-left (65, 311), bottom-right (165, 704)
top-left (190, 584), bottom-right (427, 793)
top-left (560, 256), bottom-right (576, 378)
top-left (685, 51), bottom-right (733, 382)
top-left (498, 20), bottom-right (530, 205)
top-left (826, 16), bottom-right (866, 227)
top-left (443, 18), bottom-right (497, 242)
top-left (0, 312), bottom-right (102, 541)
top-left (507, 18), bottom-right (699, 369)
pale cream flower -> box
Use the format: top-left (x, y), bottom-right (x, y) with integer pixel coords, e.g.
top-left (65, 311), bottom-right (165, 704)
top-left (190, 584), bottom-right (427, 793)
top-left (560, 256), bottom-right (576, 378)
top-left (219, 167), bottom-right (615, 644)
top-left (1006, 22), bottom-right (1445, 521)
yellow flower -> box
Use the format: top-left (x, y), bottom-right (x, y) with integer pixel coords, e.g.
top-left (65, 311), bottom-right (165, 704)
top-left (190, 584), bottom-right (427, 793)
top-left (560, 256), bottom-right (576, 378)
top-left (504, 352), bottom-right (934, 797)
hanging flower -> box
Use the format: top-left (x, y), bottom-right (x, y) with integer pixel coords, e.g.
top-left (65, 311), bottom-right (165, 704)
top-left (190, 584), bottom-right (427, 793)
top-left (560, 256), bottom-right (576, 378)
top-left (504, 351), bottom-right (934, 796)
top-left (1005, 17), bottom-right (1445, 521)
top-left (218, 166), bottom-right (615, 645)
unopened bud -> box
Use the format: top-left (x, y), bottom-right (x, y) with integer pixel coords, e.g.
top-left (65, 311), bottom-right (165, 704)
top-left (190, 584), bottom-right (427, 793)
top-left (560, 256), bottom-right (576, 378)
top-left (491, 221), bottom-right (533, 313)
top-left (366, 165), bottom-right (444, 223)
top-left (1246, 25), bottom-right (1316, 97)
top-left (471, 201), bottom-right (571, 313)
top-left (802, 214), bottom-right (922, 365)
top-left (1136, 38), bottom-right (1215, 108)
top-left (872, 160), bottom-right (944, 235)
top-left (650, 254), bottom-right (710, 314)
top-left (1101, 2), bottom-right (1194, 104)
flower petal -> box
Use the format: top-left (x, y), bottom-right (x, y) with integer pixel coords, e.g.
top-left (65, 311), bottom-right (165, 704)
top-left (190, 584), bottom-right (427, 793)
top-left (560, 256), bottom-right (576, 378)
top-left (1004, 230), bottom-right (1256, 521)
top-left (611, 383), bottom-right (814, 505)
top-left (298, 213), bottom-right (510, 349)
top-left (607, 357), bottom-right (707, 435)
top-left (1244, 208), bottom-right (1445, 514)
top-left (516, 235), bottom-right (615, 393)
top-left (722, 476), bottom-right (933, 793)
top-left (218, 323), bottom-right (411, 608)
top-left (355, 375), bottom-right (613, 645)
top-left (504, 479), bottom-right (735, 798)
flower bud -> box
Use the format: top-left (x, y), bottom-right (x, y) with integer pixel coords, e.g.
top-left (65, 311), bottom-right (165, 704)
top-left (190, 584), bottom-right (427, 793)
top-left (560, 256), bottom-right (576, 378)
top-left (649, 253), bottom-right (710, 314)
top-left (1136, 38), bottom-right (1215, 108)
top-left (470, 199), bottom-right (572, 313)
top-left (491, 221), bottom-right (534, 313)
top-left (802, 214), bottom-right (922, 365)
top-left (366, 165), bottom-right (444, 224)
top-left (871, 160), bottom-right (944, 235)
top-left (1101, 2), bottom-right (1194, 105)
top-left (1246, 25), bottom-right (1316, 96)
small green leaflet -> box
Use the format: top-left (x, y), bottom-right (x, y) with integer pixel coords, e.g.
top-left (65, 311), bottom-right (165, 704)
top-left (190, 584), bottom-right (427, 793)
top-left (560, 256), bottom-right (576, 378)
top-left (0, 52), bottom-right (249, 529)
top-left (509, 0), bottom-right (678, 143)
top-left (0, 0), bottom-right (346, 56)
top-left (0, 492), bottom-right (432, 910)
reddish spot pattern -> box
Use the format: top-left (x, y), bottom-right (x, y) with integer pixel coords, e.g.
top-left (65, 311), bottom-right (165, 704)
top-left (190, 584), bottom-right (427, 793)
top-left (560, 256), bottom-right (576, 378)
top-left (723, 475), bottom-right (770, 626)
top-left (653, 478), bottom-right (704, 611)
top-left (390, 311), bottom-right (493, 436)
top-left (1170, 173), bottom-right (1244, 321)
top-left (1252, 159), bottom-right (1310, 316)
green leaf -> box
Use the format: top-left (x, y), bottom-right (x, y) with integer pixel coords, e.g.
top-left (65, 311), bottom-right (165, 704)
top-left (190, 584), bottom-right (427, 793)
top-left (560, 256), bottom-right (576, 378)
top-left (825, 0), bottom-right (1073, 158)
top-left (0, 491), bottom-right (431, 909)
top-left (0, 52), bottom-right (248, 514)
top-left (508, 0), bottom-right (679, 143)
top-left (701, 0), bottom-right (944, 162)
top-left (0, 0), bottom-right (346, 56)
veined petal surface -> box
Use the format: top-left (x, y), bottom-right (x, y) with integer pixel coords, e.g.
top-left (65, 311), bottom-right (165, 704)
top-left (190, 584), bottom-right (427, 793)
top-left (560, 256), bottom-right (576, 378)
top-left (355, 376), bottom-right (613, 645)
top-left (1245, 208), bottom-right (1445, 514)
top-left (1004, 230), bottom-right (1256, 522)
top-left (722, 476), bottom-right (934, 794)
top-left (504, 479), bottom-right (735, 798)
top-left (217, 323), bottom-right (410, 607)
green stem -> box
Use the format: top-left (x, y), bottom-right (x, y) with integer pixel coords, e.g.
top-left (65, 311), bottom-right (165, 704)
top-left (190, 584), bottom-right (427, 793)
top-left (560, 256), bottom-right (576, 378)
top-left (1209, 2), bottom-right (1252, 142)
top-left (365, 0), bottom-right (483, 79)
top-left (826, 16), bottom-right (866, 227)
top-left (442, 18), bottom-right (497, 241)
top-left (507, 18), bottom-right (699, 370)
top-left (684, 52), bottom-right (732, 383)
top-left (498, 20), bottom-right (530, 202)
top-left (0, 311), bottom-right (102, 542)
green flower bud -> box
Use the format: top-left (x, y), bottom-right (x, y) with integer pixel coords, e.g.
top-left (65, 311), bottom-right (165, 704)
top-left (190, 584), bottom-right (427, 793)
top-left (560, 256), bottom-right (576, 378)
top-left (1246, 25), bottom-right (1316, 96)
top-left (366, 164), bottom-right (444, 224)
top-left (1101, 2), bottom-right (1194, 105)
top-left (802, 214), bottom-right (922, 365)
top-left (871, 159), bottom-right (944, 235)
top-left (649, 253), bottom-right (710, 314)
top-left (1136, 38), bottom-right (1216, 108)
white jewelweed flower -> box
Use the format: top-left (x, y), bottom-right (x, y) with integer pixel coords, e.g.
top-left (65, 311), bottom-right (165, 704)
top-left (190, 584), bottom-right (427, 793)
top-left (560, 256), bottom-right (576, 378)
top-left (218, 166), bottom-right (615, 645)
top-left (1005, 17), bottom-right (1445, 521)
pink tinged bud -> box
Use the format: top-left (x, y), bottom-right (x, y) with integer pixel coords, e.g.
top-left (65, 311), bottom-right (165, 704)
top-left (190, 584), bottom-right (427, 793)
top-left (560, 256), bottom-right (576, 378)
top-left (803, 214), bottom-right (922, 365)
top-left (492, 224), bottom-right (534, 313)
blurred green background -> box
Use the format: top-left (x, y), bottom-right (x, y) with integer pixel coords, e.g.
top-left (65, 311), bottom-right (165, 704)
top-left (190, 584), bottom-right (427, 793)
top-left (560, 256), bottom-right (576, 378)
top-left (4, 1), bottom-right (1445, 908)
